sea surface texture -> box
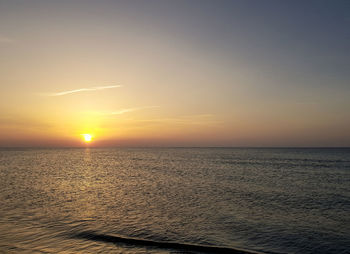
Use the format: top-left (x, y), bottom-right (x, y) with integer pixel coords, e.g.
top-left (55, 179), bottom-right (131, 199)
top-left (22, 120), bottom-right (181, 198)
top-left (0, 148), bottom-right (349, 253)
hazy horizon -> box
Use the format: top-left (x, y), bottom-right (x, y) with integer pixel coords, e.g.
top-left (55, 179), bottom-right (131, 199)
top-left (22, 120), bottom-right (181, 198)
top-left (1, 0), bottom-right (349, 147)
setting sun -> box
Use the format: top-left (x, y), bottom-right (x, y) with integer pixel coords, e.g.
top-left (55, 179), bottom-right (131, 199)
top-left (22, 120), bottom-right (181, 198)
top-left (82, 134), bottom-right (92, 142)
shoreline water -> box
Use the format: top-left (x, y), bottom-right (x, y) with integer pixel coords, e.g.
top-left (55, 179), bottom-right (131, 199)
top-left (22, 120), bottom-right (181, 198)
top-left (72, 231), bottom-right (264, 254)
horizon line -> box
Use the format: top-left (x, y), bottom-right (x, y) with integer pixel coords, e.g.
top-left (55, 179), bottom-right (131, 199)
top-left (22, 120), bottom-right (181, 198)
top-left (1, 146), bottom-right (349, 149)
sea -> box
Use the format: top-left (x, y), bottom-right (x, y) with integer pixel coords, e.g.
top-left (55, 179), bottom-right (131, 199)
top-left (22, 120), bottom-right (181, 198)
top-left (0, 148), bottom-right (349, 254)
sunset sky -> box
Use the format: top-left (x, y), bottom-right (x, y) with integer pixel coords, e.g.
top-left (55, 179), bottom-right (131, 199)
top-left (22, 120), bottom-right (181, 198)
top-left (0, 0), bottom-right (349, 147)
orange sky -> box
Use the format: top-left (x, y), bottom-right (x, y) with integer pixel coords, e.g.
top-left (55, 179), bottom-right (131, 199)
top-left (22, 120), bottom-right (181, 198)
top-left (0, 1), bottom-right (349, 147)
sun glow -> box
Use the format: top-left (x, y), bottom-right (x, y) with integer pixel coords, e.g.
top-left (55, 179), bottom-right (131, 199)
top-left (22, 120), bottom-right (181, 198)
top-left (82, 134), bottom-right (92, 142)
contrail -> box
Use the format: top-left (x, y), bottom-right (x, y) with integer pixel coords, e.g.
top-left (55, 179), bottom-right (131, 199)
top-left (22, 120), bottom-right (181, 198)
top-left (44, 85), bottom-right (122, 96)
top-left (111, 106), bottom-right (159, 115)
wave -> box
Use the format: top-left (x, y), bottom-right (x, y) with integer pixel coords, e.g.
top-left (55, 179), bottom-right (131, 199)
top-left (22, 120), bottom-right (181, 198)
top-left (71, 230), bottom-right (264, 254)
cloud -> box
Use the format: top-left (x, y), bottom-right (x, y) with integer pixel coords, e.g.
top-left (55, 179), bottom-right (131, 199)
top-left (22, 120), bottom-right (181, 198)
top-left (0, 116), bottom-right (52, 129)
top-left (128, 114), bottom-right (219, 125)
top-left (43, 85), bottom-right (122, 96)
top-left (110, 106), bottom-right (159, 115)
top-left (0, 36), bottom-right (14, 44)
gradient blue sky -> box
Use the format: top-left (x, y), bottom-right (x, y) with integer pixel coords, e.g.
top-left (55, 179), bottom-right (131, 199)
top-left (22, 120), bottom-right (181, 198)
top-left (0, 0), bottom-right (349, 146)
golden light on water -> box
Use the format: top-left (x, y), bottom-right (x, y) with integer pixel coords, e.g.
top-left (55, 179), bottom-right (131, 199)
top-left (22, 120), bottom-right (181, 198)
top-left (82, 134), bottom-right (92, 143)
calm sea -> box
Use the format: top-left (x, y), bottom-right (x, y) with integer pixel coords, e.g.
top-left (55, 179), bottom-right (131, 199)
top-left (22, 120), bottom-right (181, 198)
top-left (0, 148), bottom-right (349, 253)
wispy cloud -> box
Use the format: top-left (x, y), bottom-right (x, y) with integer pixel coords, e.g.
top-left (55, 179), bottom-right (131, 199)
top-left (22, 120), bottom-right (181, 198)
top-left (43, 85), bottom-right (122, 96)
top-left (110, 106), bottom-right (159, 115)
top-left (99, 113), bottom-right (222, 130)
top-left (127, 114), bottom-right (218, 125)
top-left (0, 116), bottom-right (52, 129)
top-left (0, 36), bottom-right (14, 44)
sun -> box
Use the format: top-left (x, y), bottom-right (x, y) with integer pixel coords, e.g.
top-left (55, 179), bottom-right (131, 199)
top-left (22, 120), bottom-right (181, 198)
top-left (82, 134), bottom-right (92, 142)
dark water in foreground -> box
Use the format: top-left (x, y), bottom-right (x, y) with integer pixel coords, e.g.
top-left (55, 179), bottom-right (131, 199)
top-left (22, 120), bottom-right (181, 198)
top-left (0, 148), bottom-right (349, 254)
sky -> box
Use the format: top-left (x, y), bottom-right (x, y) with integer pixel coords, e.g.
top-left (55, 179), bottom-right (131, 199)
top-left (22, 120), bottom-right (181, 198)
top-left (0, 0), bottom-right (349, 147)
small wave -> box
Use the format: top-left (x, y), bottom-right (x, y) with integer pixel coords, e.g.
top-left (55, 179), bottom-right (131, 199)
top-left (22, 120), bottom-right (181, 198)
top-left (71, 230), bottom-right (263, 254)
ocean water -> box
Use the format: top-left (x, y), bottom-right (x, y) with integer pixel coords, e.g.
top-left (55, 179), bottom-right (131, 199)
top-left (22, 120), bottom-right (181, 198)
top-left (0, 148), bottom-right (349, 254)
